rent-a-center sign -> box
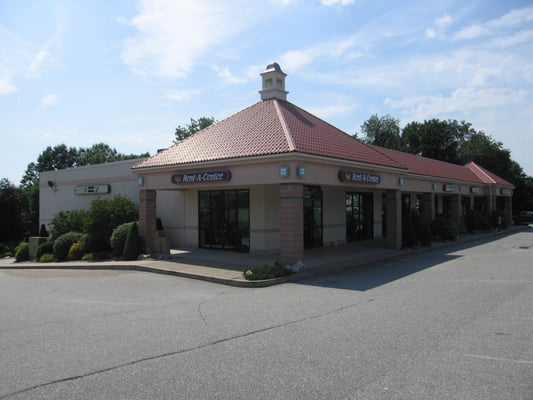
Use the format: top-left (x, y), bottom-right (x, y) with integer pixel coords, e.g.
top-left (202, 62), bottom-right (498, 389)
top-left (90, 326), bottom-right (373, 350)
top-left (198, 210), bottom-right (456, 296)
top-left (338, 170), bottom-right (381, 184)
top-left (172, 170), bottom-right (231, 184)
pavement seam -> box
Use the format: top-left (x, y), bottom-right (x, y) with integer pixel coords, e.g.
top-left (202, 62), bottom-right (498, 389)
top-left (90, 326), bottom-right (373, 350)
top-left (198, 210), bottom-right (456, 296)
top-left (0, 299), bottom-right (368, 399)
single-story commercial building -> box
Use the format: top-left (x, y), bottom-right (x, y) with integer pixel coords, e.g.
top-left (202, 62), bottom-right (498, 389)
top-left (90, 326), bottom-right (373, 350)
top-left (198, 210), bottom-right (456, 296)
top-left (40, 63), bottom-right (514, 265)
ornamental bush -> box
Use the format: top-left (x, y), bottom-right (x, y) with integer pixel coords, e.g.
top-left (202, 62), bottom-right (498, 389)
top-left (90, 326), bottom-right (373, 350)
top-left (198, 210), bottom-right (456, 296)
top-left (68, 240), bottom-right (84, 261)
top-left (85, 195), bottom-right (138, 252)
top-left (123, 222), bottom-right (142, 260)
top-left (53, 231), bottom-right (82, 261)
top-left (39, 253), bottom-right (55, 263)
top-left (14, 241), bottom-right (30, 263)
top-left (49, 209), bottom-right (88, 240)
top-left (431, 217), bottom-right (459, 241)
top-left (243, 263), bottom-right (291, 280)
top-left (110, 222), bottom-right (136, 257)
top-left (37, 241), bottom-right (54, 259)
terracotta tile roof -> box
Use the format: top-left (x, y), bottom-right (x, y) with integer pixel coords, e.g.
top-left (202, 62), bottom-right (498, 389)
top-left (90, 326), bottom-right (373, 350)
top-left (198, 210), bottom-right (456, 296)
top-left (370, 146), bottom-right (480, 182)
top-left (132, 99), bottom-right (404, 170)
top-left (371, 146), bottom-right (514, 187)
top-left (465, 162), bottom-right (514, 187)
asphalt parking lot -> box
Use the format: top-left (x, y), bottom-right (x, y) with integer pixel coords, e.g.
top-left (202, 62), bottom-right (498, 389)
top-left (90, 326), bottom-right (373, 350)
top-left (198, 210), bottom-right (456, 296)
top-left (1, 230), bottom-right (532, 399)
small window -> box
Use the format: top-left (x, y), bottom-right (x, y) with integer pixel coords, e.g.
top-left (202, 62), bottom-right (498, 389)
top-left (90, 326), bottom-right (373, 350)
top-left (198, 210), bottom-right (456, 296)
top-left (265, 78), bottom-right (273, 87)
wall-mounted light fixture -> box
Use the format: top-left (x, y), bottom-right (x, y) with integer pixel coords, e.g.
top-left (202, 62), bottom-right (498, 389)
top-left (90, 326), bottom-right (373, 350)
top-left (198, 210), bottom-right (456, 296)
top-left (398, 177), bottom-right (404, 186)
top-left (47, 180), bottom-right (57, 192)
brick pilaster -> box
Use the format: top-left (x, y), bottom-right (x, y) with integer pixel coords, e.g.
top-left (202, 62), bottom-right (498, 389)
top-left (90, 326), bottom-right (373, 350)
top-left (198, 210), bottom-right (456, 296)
top-left (450, 194), bottom-right (462, 229)
top-left (139, 189), bottom-right (157, 253)
top-left (279, 184), bottom-right (304, 265)
top-left (422, 192), bottom-right (435, 225)
top-left (385, 189), bottom-right (402, 249)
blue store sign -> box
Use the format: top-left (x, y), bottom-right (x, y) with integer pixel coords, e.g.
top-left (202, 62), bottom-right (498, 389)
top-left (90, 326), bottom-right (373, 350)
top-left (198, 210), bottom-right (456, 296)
top-left (172, 170), bottom-right (231, 184)
top-left (338, 170), bottom-right (381, 184)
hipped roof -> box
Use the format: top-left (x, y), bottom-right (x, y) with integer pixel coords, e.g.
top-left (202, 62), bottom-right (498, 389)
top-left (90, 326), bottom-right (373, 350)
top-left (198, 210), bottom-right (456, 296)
top-left (133, 99), bottom-right (404, 170)
top-left (133, 98), bottom-right (514, 189)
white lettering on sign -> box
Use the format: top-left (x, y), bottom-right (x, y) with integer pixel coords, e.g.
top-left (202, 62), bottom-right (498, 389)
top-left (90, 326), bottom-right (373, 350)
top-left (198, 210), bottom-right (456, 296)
top-left (172, 171), bottom-right (231, 184)
top-left (74, 184), bottom-right (111, 195)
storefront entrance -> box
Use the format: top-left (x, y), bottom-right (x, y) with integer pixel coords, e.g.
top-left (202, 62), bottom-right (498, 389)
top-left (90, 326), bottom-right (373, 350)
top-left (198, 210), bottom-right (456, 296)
top-left (304, 186), bottom-right (323, 248)
top-left (346, 192), bottom-right (373, 241)
top-left (198, 190), bottom-right (250, 252)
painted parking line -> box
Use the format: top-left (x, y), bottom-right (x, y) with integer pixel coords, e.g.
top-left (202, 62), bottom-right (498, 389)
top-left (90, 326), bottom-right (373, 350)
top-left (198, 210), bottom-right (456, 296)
top-left (464, 354), bottom-right (533, 365)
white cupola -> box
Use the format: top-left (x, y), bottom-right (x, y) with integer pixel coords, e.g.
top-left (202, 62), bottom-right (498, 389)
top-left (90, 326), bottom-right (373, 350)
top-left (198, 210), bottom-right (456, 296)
top-left (259, 62), bottom-right (288, 101)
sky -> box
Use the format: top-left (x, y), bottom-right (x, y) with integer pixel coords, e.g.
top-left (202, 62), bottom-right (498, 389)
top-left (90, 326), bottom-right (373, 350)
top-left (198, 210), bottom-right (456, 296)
top-left (1, 0), bottom-right (533, 184)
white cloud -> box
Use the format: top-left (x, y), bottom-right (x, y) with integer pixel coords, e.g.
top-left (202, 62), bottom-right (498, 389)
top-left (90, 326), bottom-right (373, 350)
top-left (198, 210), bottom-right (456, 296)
top-left (307, 104), bottom-right (357, 119)
top-left (454, 5), bottom-right (533, 41)
top-left (40, 93), bottom-right (59, 107)
top-left (385, 87), bottom-right (527, 121)
top-left (210, 65), bottom-right (247, 84)
top-left (27, 41), bottom-right (52, 77)
top-left (435, 14), bottom-right (452, 28)
top-left (0, 73), bottom-right (17, 95)
top-left (280, 49), bottom-right (319, 72)
top-left (321, 0), bottom-right (355, 6)
top-left (165, 89), bottom-right (201, 101)
top-left (122, 0), bottom-right (259, 79)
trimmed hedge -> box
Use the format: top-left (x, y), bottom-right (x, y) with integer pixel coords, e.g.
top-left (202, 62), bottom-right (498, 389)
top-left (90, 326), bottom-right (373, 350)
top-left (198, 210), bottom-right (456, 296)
top-left (15, 241), bottom-right (29, 263)
top-left (243, 264), bottom-right (292, 280)
top-left (53, 232), bottom-right (82, 261)
top-left (123, 222), bottom-right (142, 260)
top-left (110, 222), bottom-right (136, 257)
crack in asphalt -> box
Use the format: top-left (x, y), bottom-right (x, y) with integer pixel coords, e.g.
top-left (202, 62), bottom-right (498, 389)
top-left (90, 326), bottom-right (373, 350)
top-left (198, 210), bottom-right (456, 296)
top-left (0, 300), bottom-right (366, 399)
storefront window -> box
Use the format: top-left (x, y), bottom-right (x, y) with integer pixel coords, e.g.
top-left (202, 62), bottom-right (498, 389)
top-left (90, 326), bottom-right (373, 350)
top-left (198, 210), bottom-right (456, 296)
top-left (198, 190), bottom-right (250, 252)
top-left (346, 192), bottom-right (373, 241)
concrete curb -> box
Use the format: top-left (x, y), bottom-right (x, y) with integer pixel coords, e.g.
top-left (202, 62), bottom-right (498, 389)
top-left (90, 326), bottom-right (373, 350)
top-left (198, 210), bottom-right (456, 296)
top-left (0, 227), bottom-right (528, 288)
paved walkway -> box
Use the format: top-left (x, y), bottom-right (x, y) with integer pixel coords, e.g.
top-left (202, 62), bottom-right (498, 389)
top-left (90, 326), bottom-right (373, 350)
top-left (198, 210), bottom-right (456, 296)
top-left (0, 226), bottom-right (529, 287)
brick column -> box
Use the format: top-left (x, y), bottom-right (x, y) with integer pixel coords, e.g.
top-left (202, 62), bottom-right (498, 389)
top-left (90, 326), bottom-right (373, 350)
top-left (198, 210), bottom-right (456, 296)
top-left (385, 190), bottom-right (402, 249)
top-left (139, 189), bottom-right (157, 253)
top-left (450, 194), bottom-right (461, 229)
top-left (279, 184), bottom-right (304, 265)
top-left (504, 196), bottom-right (513, 225)
top-left (422, 192), bottom-right (435, 225)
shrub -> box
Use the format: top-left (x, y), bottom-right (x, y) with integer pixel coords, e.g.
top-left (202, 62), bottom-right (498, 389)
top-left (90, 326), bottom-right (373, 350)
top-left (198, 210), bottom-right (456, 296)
top-left (14, 241), bottom-right (30, 262)
top-left (431, 217), bottom-right (459, 241)
top-left (243, 263), bottom-right (292, 280)
top-left (39, 224), bottom-right (49, 237)
top-left (53, 231), bottom-right (82, 261)
top-left (39, 253), bottom-right (55, 263)
top-left (123, 222), bottom-right (143, 260)
top-left (85, 195), bottom-right (138, 252)
top-left (110, 222), bottom-right (136, 257)
top-left (68, 240), bottom-right (84, 261)
top-left (37, 241), bottom-right (54, 259)
top-left (402, 213), bottom-right (418, 248)
top-left (0, 243), bottom-right (11, 257)
top-left (81, 253), bottom-right (94, 261)
top-left (49, 209), bottom-right (88, 240)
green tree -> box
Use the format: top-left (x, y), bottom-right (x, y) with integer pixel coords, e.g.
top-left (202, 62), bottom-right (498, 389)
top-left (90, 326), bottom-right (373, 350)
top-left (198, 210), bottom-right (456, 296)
top-left (360, 114), bottom-right (402, 150)
top-left (78, 143), bottom-right (149, 166)
top-left (401, 119), bottom-right (471, 164)
top-left (0, 178), bottom-right (25, 243)
top-left (174, 117), bottom-right (215, 143)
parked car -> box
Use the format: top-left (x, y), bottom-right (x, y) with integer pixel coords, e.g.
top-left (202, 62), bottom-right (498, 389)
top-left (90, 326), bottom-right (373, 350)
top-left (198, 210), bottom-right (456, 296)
top-left (513, 211), bottom-right (533, 225)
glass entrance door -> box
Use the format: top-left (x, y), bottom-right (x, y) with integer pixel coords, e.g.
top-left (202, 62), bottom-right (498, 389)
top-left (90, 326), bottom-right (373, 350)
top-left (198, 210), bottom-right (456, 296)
top-left (198, 190), bottom-right (250, 252)
top-left (304, 186), bottom-right (323, 248)
top-left (346, 192), bottom-right (373, 241)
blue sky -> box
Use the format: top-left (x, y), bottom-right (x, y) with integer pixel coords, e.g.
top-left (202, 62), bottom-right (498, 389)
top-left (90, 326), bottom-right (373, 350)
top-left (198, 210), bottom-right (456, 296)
top-left (1, 0), bottom-right (533, 184)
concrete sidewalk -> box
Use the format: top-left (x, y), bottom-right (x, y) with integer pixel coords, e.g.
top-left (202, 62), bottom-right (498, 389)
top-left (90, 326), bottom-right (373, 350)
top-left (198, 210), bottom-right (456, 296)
top-left (0, 226), bottom-right (529, 287)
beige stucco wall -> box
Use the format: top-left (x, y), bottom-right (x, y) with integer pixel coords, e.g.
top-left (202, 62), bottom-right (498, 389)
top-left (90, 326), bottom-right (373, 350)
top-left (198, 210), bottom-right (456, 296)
top-left (250, 185), bottom-right (280, 254)
top-left (39, 159), bottom-right (143, 230)
top-left (322, 186), bottom-right (346, 246)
